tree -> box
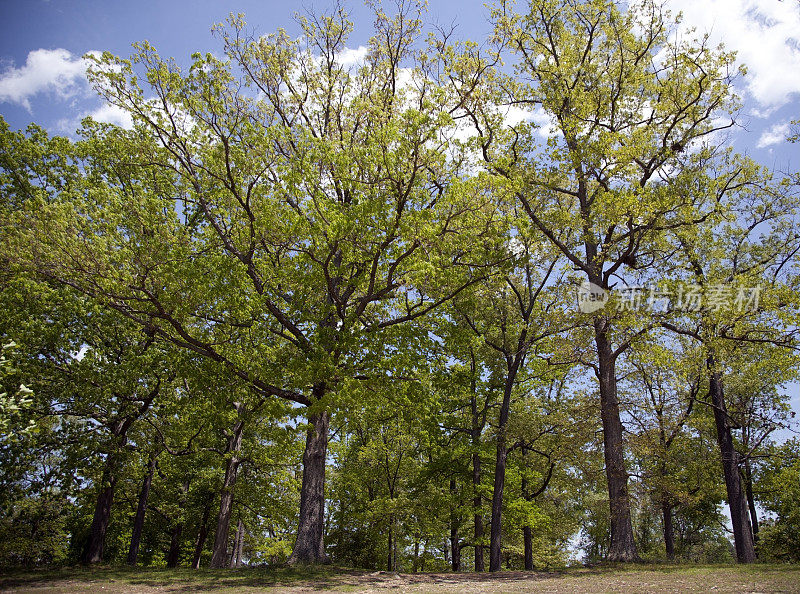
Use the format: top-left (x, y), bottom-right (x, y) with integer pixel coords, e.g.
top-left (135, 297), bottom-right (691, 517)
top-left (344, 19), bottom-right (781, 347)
top-left (756, 439), bottom-right (800, 562)
top-left (449, 236), bottom-right (572, 571)
top-left (5, 3), bottom-right (500, 564)
top-left (444, 0), bottom-right (745, 560)
top-left (661, 154), bottom-right (799, 562)
top-left (622, 336), bottom-right (707, 560)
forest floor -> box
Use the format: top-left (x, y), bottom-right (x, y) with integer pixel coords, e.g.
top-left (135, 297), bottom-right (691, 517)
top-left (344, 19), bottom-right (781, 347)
top-left (1, 563), bottom-right (799, 593)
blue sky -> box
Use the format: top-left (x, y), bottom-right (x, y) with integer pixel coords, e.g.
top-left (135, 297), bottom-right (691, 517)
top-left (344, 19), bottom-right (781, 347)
top-left (0, 0), bottom-right (798, 430)
top-left (1, 0), bottom-right (799, 162)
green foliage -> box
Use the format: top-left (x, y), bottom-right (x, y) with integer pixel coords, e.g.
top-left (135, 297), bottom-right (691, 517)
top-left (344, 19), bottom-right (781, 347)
top-left (756, 440), bottom-right (800, 562)
top-left (0, 0), bottom-right (798, 573)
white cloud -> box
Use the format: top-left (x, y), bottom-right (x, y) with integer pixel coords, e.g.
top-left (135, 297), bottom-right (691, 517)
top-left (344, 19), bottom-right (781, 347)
top-left (502, 105), bottom-right (532, 127)
top-left (667, 0), bottom-right (800, 110)
top-left (499, 105), bottom-right (558, 138)
top-left (0, 48), bottom-right (99, 111)
top-left (56, 102), bottom-right (135, 134)
top-left (89, 103), bottom-right (133, 129)
top-left (337, 45), bottom-right (368, 68)
top-left (756, 121), bottom-right (791, 148)
top-left (528, 105), bottom-right (559, 138)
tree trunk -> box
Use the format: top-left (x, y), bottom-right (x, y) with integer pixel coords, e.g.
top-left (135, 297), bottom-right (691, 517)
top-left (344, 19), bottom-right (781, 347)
top-left (82, 467), bottom-right (117, 564)
top-left (744, 457), bottom-right (759, 545)
top-left (387, 515), bottom-right (394, 571)
top-left (288, 405), bottom-right (330, 565)
top-left (469, 366), bottom-right (485, 573)
top-left (662, 501), bottom-right (675, 560)
top-left (594, 319), bottom-right (638, 562)
top-left (82, 388), bottom-right (157, 565)
top-left (192, 495), bottom-right (213, 569)
top-left (473, 449), bottom-right (485, 572)
top-left (413, 535), bottom-right (420, 573)
top-left (167, 523), bottom-right (183, 567)
top-left (127, 454), bottom-right (157, 566)
top-left (236, 521), bottom-right (245, 567)
top-left (708, 355), bottom-right (756, 563)
top-left (450, 477), bottom-right (461, 572)
top-left (209, 419), bottom-right (245, 568)
top-left (167, 479), bottom-right (189, 568)
top-left (522, 473), bottom-right (533, 570)
top-left (230, 519), bottom-right (244, 568)
top-left (489, 362), bottom-right (519, 571)
top-left (523, 525), bottom-right (533, 570)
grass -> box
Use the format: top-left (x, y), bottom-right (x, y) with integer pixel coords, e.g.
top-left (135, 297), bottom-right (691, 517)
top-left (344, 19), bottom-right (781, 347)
top-left (1, 563), bottom-right (799, 593)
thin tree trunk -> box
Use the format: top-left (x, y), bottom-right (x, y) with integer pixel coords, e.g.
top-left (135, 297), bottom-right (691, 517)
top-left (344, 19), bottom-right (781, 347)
top-left (662, 501), bottom-right (675, 560)
top-left (82, 466), bottom-right (117, 564)
top-left (708, 355), bottom-right (756, 563)
top-left (288, 403), bottom-right (330, 565)
top-left (387, 514), bottom-right (394, 571)
top-left (230, 519), bottom-right (244, 568)
top-left (523, 525), bottom-right (533, 570)
top-left (82, 387), bottom-right (157, 565)
top-left (489, 361), bottom-right (520, 571)
top-left (473, 449), bottom-right (484, 572)
top-left (744, 456), bottom-right (759, 545)
top-left (167, 479), bottom-right (189, 568)
top-left (522, 473), bottom-right (533, 570)
top-left (594, 320), bottom-right (638, 562)
top-left (192, 495), bottom-right (213, 569)
top-left (236, 520), bottom-right (244, 567)
top-left (413, 535), bottom-right (420, 573)
top-left (167, 523), bottom-right (183, 567)
top-left (127, 453), bottom-right (157, 565)
top-left (469, 364), bottom-right (485, 573)
top-left (210, 418), bottom-right (244, 568)
top-left (450, 477), bottom-right (461, 572)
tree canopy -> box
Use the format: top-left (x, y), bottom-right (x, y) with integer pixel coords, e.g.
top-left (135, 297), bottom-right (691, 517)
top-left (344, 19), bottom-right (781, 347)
top-left (1, 0), bottom-right (798, 571)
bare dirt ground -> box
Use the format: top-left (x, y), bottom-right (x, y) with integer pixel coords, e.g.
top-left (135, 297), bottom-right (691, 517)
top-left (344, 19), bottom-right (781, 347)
top-left (1, 564), bottom-right (799, 593)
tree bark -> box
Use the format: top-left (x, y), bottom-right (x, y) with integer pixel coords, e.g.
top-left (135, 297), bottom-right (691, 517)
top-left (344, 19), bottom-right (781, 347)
top-left (209, 418), bottom-right (245, 568)
top-left (82, 386), bottom-right (158, 565)
top-left (523, 525), bottom-right (533, 570)
top-left (450, 477), bottom-right (461, 572)
top-left (662, 501), bottom-right (675, 560)
top-left (127, 453), bottom-right (157, 566)
top-left (708, 355), bottom-right (756, 563)
top-left (473, 449), bottom-right (485, 572)
top-left (522, 473), bottom-right (533, 570)
top-left (288, 405), bottom-right (331, 564)
top-left (230, 519), bottom-right (244, 568)
top-left (489, 361), bottom-right (520, 571)
top-left (167, 523), bottom-right (183, 568)
top-left (470, 369), bottom-right (485, 573)
top-left (387, 514), bottom-right (394, 571)
top-left (744, 456), bottom-right (759, 545)
top-left (192, 495), bottom-right (213, 569)
top-left (82, 464), bottom-right (117, 565)
top-left (594, 319), bottom-right (638, 562)
top-left (166, 479), bottom-right (189, 568)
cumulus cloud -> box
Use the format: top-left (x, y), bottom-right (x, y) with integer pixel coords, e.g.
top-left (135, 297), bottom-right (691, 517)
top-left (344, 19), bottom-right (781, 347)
top-left (756, 121), bottom-right (791, 148)
top-left (667, 0), bottom-right (800, 110)
top-left (56, 102), bottom-right (135, 134)
top-left (0, 48), bottom-right (99, 111)
top-left (89, 103), bottom-right (133, 129)
top-left (337, 45), bottom-right (368, 68)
